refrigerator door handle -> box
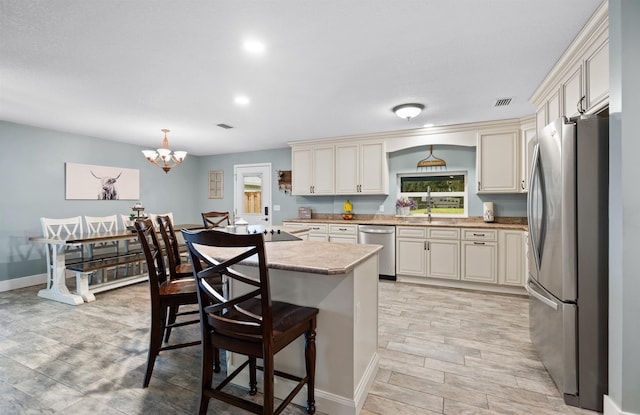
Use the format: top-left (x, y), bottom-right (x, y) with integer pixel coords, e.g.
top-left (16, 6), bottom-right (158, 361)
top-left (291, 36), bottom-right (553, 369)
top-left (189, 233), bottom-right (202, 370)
top-left (526, 278), bottom-right (558, 310)
top-left (527, 143), bottom-right (542, 272)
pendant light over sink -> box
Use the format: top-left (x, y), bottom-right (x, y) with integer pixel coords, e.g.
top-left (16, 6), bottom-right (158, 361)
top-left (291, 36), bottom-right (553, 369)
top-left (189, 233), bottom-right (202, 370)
top-left (142, 129), bottom-right (187, 173)
top-left (392, 103), bottom-right (425, 121)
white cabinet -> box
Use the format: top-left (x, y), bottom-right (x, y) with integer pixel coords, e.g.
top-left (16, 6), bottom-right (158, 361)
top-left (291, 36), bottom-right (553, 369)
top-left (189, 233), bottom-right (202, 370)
top-left (396, 226), bottom-right (459, 280)
top-left (563, 66), bottom-right (583, 118)
top-left (335, 140), bottom-right (389, 195)
top-left (303, 223), bottom-right (329, 241)
top-left (476, 130), bottom-right (520, 193)
top-left (498, 230), bottom-right (526, 287)
top-left (520, 123), bottom-right (537, 193)
top-left (292, 140), bottom-right (388, 196)
top-left (328, 224), bottom-right (358, 244)
top-left (426, 228), bottom-right (460, 280)
top-left (291, 145), bottom-right (335, 195)
top-left (461, 229), bottom-right (497, 284)
top-left (396, 227), bottom-right (427, 277)
top-left (584, 35), bottom-right (609, 112)
top-left (531, 10), bottom-right (609, 127)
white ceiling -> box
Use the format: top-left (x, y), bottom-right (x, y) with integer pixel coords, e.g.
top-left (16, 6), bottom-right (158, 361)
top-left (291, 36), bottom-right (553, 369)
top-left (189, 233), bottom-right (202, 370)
top-left (0, 0), bottom-right (602, 156)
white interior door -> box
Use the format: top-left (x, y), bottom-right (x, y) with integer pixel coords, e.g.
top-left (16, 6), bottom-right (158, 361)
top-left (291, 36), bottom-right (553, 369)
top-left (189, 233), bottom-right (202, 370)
top-left (234, 163), bottom-right (272, 228)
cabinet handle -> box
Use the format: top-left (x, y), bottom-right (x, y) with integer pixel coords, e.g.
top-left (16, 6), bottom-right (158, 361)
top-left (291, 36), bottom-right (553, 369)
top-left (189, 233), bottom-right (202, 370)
top-left (473, 233), bottom-right (485, 237)
top-left (474, 242), bottom-right (485, 245)
top-left (338, 228), bottom-right (347, 231)
top-left (477, 181), bottom-right (481, 191)
top-left (577, 95), bottom-right (586, 115)
top-left (521, 180), bottom-right (525, 190)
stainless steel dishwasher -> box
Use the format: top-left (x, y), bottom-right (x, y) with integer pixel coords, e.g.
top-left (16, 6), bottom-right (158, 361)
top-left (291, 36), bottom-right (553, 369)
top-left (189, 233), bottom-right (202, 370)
top-left (358, 225), bottom-right (395, 280)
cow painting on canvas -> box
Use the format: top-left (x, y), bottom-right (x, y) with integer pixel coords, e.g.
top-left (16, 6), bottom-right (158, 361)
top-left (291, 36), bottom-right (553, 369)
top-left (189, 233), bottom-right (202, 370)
top-left (65, 163), bottom-right (139, 200)
top-left (91, 171), bottom-right (122, 200)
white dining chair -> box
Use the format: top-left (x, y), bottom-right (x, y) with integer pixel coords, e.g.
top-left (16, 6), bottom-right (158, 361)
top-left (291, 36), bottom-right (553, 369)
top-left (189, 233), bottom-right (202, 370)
top-left (84, 215), bottom-right (120, 282)
top-left (40, 216), bottom-right (84, 288)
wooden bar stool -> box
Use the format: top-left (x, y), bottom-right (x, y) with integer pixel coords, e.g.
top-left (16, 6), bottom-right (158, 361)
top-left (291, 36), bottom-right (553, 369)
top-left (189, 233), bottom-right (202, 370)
top-left (182, 229), bottom-right (319, 415)
top-left (134, 218), bottom-right (202, 388)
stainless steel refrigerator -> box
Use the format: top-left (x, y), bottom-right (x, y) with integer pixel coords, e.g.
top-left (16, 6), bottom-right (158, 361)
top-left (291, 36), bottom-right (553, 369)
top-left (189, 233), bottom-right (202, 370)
top-left (527, 115), bottom-right (608, 412)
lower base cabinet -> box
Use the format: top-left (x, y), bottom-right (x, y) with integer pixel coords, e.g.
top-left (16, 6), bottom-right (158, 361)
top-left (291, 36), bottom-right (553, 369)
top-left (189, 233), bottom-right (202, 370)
top-left (328, 224), bottom-right (358, 244)
top-left (461, 241), bottom-right (498, 283)
top-left (396, 227), bottom-right (460, 280)
top-left (396, 225), bottom-right (525, 291)
top-left (396, 238), bottom-right (427, 276)
top-left (498, 230), bottom-right (526, 286)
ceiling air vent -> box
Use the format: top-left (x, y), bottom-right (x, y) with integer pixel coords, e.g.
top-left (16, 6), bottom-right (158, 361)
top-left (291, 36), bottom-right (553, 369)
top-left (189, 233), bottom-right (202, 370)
top-left (494, 98), bottom-right (512, 107)
top-left (216, 123), bottom-right (234, 129)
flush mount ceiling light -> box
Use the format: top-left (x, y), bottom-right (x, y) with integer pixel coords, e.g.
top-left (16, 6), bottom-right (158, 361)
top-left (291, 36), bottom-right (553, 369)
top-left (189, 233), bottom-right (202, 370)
top-left (235, 96), bottom-right (250, 105)
top-left (141, 129), bottom-right (187, 174)
top-left (243, 40), bottom-right (265, 54)
top-left (392, 103), bottom-right (425, 121)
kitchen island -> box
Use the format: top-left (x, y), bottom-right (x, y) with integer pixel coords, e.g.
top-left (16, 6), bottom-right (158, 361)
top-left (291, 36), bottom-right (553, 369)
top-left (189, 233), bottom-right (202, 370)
top-left (195, 239), bottom-right (382, 415)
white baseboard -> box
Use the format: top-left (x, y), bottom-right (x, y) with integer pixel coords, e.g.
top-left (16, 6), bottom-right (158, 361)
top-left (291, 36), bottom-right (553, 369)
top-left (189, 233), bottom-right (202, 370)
top-left (0, 273), bottom-right (46, 292)
top-left (604, 395), bottom-right (639, 415)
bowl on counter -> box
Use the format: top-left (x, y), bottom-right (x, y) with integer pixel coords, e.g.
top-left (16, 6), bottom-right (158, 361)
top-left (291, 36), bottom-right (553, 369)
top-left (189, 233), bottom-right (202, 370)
top-left (342, 213), bottom-right (354, 220)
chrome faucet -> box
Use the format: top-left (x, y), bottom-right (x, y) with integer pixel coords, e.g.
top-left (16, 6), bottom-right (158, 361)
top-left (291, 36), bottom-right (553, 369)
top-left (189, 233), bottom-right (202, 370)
top-left (426, 186), bottom-right (432, 223)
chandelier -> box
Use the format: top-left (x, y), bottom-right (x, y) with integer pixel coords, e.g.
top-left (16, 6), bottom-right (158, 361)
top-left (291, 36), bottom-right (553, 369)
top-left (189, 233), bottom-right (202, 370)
top-left (141, 129), bottom-right (187, 173)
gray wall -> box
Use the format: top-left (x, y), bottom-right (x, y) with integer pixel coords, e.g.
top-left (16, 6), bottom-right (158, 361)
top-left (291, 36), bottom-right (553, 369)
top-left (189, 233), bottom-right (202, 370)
top-left (195, 144), bottom-right (527, 223)
top-left (0, 121), bottom-right (200, 281)
top-left (608, 0), bottom-right (640, 413)
top-left (0, 121), bottom-right (526, 283)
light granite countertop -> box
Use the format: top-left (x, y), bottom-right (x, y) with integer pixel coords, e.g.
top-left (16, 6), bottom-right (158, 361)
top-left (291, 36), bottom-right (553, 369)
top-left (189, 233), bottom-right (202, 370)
top-left (197, 240), bottom-right (382, 275)
top-left (284, 214), bottom-right (528, 231)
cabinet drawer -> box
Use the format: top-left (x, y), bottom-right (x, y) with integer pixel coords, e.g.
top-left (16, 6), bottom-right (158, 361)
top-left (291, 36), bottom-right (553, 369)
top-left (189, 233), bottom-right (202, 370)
top-left (462, 228), bottom-right (497, 241)
top-left (305, 223), bottom-right (328, 234)
top-left (282, 221), bottom-right (305, 228)
top-left (396, 226), bottom-right (427, 239)
top-left (329, 224), bottom-right (358, 235)
top-left (427, 227), bottom-right (460, 240)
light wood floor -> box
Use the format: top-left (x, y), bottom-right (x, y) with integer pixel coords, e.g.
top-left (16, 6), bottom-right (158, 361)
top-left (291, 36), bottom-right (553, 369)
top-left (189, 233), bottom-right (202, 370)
top-left (0, 280), bottom-right (600, 414)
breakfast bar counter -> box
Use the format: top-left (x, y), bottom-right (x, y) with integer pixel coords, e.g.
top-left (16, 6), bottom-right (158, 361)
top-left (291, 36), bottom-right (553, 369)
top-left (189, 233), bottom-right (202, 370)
top-left (195, 240), bottom-right (382, 415)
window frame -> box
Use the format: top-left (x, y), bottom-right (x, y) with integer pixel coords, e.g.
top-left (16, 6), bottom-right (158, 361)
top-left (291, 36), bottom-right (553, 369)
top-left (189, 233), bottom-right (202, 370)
top-left (396, 171), bottom-right (469, 218)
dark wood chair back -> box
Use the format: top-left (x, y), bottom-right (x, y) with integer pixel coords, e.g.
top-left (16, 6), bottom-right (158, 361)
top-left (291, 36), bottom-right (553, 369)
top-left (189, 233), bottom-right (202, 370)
top-left (135, 218), bottom-right (202, 388)
top-left (201, 211), bottom-right (230, 229)
top-left (156, 214), bottom-right (188, 279)
top-left (182, 229), bottom-right (319, 414)
top-left (135, 218), bottom-right (167, 294)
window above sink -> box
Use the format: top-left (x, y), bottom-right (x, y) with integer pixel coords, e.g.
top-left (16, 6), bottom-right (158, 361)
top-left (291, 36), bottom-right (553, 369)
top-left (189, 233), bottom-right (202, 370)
top-left (397, 171), bottom-right (468, 218)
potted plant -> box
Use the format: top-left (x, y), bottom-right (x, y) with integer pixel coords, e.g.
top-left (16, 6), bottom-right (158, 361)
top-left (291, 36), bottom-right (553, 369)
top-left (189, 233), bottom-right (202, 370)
top-left (396, 197), bottom-right (416, 216)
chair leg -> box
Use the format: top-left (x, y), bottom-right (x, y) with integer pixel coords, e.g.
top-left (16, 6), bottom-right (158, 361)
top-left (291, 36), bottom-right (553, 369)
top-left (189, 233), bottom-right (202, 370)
top-left (249, 357), bottom-right (257, 395)
top-left (164, 305), bottom-right (178, 342)
top-left (263, 355), bottom-right (274, 414)
top-left (143, 305), bottom-right (164, 388)
top-left (213, 347), bottom-right (221, 373)
top-left (305, 323), bottom-right (317, 415)
top-left (199, 341), bottom-right (213, 415)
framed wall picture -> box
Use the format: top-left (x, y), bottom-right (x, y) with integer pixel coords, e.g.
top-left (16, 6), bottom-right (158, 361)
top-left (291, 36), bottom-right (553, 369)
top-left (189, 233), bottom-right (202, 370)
top-left (65, 162), bottom-right (140, 200)
top-left (208, 170), bottom-right (224, 199)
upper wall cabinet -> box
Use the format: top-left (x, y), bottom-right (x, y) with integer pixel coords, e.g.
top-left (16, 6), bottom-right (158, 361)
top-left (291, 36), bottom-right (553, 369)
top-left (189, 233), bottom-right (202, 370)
top-left (520, 121), bottom-right (537, 193)
top-left (531, 1), bottom-right (608, 136)
top-left (335, 141), bottom-right (389, 195)
top-left (292, 139), bottom-right (388, 196)
top-left (476, 129), bottom-right (520, 193)
top-left (291, 145), bottom-right (335, 195)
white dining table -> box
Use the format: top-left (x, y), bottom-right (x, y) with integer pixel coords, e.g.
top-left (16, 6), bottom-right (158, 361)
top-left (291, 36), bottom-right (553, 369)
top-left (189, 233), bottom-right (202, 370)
top-left (29, 230), bottom-right (144, 305)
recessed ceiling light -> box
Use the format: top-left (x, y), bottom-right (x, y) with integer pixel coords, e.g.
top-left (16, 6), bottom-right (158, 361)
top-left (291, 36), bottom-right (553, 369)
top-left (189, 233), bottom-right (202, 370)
top-left (235, 96), bottom-right (250, 105)
top-left (423, 123), bottom-right (434, 128)
top-left (243, 41), bottom-right (265, 54)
